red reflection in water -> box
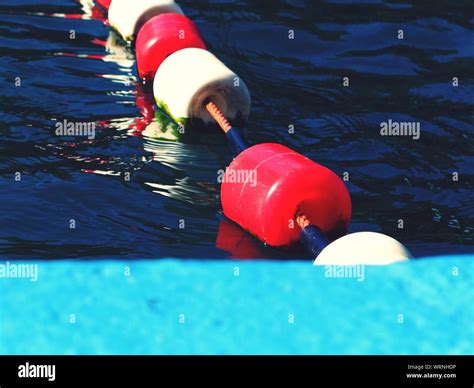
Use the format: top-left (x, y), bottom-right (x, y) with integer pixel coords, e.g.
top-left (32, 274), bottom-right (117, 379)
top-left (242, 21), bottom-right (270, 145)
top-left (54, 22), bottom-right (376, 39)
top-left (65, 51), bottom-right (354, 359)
top-left (58, 52), bottom-right (105, 60)
top-left (216, 218), bottom-right (266, 259)
top-left (131, 82), bottom-right (157, 136)
top-left (91, 38), bottom-right (107, 47)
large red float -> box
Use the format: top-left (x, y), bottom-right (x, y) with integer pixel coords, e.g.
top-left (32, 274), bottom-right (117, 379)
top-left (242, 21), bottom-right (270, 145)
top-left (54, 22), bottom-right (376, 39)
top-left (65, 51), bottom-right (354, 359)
top-left (220, 143), bottom-right (351, 247)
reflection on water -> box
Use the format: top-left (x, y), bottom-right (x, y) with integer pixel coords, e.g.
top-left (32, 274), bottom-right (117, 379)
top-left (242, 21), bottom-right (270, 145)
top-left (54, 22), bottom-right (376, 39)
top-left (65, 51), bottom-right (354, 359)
top-left (0, 0), bottom-right (472, 259)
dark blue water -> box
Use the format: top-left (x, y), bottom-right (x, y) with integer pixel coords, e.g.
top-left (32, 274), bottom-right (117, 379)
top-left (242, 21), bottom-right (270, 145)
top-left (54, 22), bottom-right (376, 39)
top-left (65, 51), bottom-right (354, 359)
top-left (0, 0), bottom-right (472, 259)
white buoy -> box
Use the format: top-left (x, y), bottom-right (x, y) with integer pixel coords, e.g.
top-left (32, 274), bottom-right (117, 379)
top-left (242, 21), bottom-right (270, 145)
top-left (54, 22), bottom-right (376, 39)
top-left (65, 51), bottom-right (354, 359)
top-left (153, 48), bottom-right (251, 126)
top-left (314, 232), bottom-right (412, 265)
top-left (108, 0), bottom-right (184, 41)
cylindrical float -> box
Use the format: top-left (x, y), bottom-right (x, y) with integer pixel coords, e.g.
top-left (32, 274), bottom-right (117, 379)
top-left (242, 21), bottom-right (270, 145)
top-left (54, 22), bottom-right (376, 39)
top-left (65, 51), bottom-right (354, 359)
top-left (220, 143), bottom-right (351, 247)
top-left (136, 13), bottom-right (207, 81)
top-left (108, 0), bottom-right (184, 41)
top-left (153, 48), bottom-right (251, 127)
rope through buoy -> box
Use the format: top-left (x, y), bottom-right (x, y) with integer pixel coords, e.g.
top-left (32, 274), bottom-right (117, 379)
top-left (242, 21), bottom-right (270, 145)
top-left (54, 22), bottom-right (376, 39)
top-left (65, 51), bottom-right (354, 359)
top-left (82, 0), bottom-right (413, 264)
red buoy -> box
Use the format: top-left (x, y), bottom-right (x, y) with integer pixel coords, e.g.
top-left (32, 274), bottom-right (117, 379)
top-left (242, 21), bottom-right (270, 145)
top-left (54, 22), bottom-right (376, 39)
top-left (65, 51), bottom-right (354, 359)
top-left (220, 143), bottom-right (351, 247)
top-left (96, 0), bottom-right (112, 10)
top-left (136, 13), bottom-right (207, 81)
